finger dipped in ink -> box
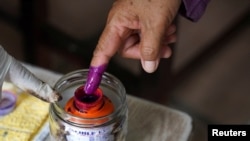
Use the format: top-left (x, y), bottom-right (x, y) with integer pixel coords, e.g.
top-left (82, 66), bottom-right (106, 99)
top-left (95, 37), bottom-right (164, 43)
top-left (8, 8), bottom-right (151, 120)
top-left (65, 85), bottom-right (114, 119)
top-left (84, 65), bottom-right (107, 94)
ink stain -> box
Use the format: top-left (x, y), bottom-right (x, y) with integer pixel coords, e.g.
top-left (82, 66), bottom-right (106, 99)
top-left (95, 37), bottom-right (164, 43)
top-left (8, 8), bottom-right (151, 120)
top-left (74, 85), bottom-right (101, 104)
top-left (78, 94), bottom-right (99, 103)
top-left (67, 107), bottom-right (71, 112)
top-left (64, 85), bottom-right (114, 119)
top-left (73, 85), bottom-right (104, 111)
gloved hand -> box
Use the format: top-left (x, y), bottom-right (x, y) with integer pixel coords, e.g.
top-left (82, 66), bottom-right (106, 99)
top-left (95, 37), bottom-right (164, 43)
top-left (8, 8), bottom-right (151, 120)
top-left (0, 46), bottom-right (61, 103)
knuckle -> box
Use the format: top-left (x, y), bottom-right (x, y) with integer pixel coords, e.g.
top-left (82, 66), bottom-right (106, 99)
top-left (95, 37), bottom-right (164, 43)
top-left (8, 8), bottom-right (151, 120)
top-left (141, 46), bottom-right (157, 60)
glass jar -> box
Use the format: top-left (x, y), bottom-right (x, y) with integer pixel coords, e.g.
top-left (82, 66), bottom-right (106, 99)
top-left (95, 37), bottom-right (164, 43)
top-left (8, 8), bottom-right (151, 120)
top-left (49, 69), bottom-right (128, 141)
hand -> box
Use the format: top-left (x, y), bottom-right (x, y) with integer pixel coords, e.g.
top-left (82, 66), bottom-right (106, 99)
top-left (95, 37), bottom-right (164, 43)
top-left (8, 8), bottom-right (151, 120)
top-left (84, 0), bottom-right (181, 94)
top-left (0, 46), bottom-right (61, 103)
top-left (90, 0), bottom-right (181, 73)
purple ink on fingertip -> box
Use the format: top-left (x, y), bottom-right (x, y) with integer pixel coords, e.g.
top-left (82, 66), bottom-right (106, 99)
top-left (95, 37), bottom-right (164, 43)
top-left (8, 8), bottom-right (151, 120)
top-left (84, 65), bottom-right (107, 94)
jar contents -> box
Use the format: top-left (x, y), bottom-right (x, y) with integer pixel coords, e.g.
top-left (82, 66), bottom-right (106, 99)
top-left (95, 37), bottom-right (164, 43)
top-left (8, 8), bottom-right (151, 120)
top-left (49, 70), bottom-right (127, 141)
top-left (64, 85), bottom-right (114, 118)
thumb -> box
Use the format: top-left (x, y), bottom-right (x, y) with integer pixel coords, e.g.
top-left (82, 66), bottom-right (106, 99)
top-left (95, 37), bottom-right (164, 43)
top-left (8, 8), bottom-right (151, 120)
top-left (0, 46), bottom-right (11, 100)
top-left (0, 46), bottom-right (61, 103)
top-left (140, 22), bottom-right (166, 73)
top-left (7, 58), bottom-right (62, 103)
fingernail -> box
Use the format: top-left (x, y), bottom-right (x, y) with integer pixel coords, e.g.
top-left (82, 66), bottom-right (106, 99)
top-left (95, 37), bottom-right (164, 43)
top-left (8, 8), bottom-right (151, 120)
top-left (142, 61), bottom-right (158, 73)
top-left (56, 93), bottom-right (63, 101)
top-left (50, 92), bottom-right (62, 103)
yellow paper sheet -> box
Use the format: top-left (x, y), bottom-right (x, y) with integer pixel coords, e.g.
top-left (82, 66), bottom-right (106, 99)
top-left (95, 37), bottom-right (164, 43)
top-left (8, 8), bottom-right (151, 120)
top-left (0, 82), bottom-right (49, 141)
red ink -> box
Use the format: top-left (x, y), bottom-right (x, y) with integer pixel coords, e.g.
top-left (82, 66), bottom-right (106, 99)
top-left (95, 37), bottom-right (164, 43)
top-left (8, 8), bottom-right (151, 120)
top-left (64, 85), bottom-right (114, 119)
top-left (74, 85), bottom-right (103, 110)
top-left (74, 85), bottom-right (100, 103)
top-left (77, 94), bottom-right (99, 103)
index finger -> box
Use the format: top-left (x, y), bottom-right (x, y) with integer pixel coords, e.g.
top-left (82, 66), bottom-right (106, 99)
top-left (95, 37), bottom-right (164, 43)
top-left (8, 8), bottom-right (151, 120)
top-left (90, 26), bottom-right (122, 67)
top-left (85, 25), bottom-right (125, 94)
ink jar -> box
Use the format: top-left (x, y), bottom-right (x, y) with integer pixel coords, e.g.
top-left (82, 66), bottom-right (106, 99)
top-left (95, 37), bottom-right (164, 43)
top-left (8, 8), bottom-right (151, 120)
top-left (49, 69), bottom-right (128, 141)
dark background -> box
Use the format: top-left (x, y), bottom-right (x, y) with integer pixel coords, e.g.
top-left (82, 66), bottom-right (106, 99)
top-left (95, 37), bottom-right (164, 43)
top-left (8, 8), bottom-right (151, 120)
top-left (0, 0), bottom-right (249, 140)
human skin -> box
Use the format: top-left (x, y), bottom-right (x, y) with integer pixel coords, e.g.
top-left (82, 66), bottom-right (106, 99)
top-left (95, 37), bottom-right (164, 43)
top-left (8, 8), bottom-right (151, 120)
top-left (84, 0), bottom-right (211, 94)
top-left (90, 0), bottom-right (181, 73)
top-left (84, 0), bottom-right (181, 94)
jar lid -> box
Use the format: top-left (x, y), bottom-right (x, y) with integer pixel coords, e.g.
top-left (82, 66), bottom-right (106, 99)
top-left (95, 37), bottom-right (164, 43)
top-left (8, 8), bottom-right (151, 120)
top-left (64, 85), bottom-right (114, 119)
top-left (74, 85), bottom-right (103, 111)
top-left (0, 91), bottom-right (17, 116)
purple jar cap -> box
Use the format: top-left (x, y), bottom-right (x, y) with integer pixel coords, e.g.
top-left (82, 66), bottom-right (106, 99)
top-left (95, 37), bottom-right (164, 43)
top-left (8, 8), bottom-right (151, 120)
top-left (0, 91), bottom-right (17, 116)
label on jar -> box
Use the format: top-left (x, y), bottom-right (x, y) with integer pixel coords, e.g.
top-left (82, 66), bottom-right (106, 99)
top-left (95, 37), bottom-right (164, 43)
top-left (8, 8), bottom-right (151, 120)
top-left (65, 125), bottom-right (115, 141)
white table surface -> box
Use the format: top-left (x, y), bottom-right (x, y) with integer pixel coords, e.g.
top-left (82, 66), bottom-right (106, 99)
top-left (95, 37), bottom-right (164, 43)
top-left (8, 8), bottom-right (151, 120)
top-left (24, 64), bottom-right (193, 141)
